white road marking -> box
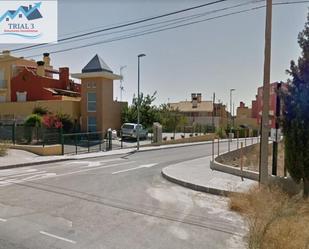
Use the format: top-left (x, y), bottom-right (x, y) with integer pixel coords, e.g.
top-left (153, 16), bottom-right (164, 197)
top-left (40, 231), bottom-right (76, 244)
top-left (112, 163), bottom-right (158, 175)
top-left (0, 218), bottom-right (7, 222)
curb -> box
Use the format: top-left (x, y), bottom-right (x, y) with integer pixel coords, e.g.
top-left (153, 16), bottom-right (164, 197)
top-left (0, 158), bottom-right (72, 170)
top-left (161, 168), bottom-right (236, 197)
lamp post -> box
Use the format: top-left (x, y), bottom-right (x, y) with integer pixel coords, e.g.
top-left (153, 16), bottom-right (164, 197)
top-left (230, 89), bottom-right (235, 133)
top-left (137, 53), bottom-right (146, 151)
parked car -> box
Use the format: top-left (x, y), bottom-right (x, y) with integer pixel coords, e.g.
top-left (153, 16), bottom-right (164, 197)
top-left (121, 123), bottom-right (148, 139)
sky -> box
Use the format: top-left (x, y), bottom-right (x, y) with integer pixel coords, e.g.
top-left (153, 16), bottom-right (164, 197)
top-left (0, 0), bottom-right (308, 109)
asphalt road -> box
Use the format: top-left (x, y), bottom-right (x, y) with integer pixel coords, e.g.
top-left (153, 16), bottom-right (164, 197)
top-left (0, 142), bottom-right (248, 249)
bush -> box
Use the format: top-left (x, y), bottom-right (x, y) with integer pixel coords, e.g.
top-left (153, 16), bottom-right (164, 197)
top-left (32, 106), bottom-right (48, 116)
top-left (229, 185), bottom-right (309, 249)
top-left (24, 114), bottom-right (42, 127)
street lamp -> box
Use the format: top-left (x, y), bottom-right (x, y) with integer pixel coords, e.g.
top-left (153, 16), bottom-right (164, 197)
top-left (230, 89), bottom-right (235, 133)
top-left (137, 53), bottom-right (146, 151)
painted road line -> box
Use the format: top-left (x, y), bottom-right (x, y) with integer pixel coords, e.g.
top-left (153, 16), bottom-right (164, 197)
top-left (112, 163), bottom-right (158, 175)
top-left (39, 231), bottom-right (76, 244)
top-left (0, 161), bottom-right (137, 187)
top-left (0, 218), bottom-right (7, 222)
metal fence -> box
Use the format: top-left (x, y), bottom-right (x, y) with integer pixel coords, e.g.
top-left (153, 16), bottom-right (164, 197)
top-left (61, 131), bottom-right (124, 155)
top-left (211, 136), bottom-right (261, 161)
top-left (0, 124), bottom-right (61, 146)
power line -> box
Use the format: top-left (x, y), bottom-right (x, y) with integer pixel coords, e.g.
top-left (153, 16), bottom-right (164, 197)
top-left (25, 5), bottom-right (271, 57)
top-left (11, 0), bottom-right (262, 54)
top-left (9, 0), bottom-right (230, 52)
top-left (1, 0), bottom-right (308, 59)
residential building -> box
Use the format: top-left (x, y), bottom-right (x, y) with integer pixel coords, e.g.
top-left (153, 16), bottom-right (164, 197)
top-left (253, 82), bottom-right (287, 129)
top-left (169, 93), bottom-right (228, 128)
top-left (234, 101), bottom-right (259, 130)
top-left (0, 51), bottom-right (81, 122)
top-left (0, 51), bottom-right (126, 133)
top-left (72, 54), bottom-right (127, 132)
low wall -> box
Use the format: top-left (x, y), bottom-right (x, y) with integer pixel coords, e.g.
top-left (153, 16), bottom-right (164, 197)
top-left (210, 159), bottom-right (259, 181)
top-left (211, 145), bottom-right (302, 195)
top-left (149, 134), bottom-right (217, 146)
top-left (10, 144), bottom-right (62, 156)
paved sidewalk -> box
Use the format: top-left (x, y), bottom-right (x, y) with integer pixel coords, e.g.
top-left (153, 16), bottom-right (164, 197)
top-left (162, 156), bottom-right (257, 196)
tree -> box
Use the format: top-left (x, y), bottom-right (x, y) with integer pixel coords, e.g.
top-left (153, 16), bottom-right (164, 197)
top-left (283, 12), bottom-right (309, 198)
top-left (160, 104), bottom-right (187, 136)
top-left (121, 92), bottom-right (160, 128)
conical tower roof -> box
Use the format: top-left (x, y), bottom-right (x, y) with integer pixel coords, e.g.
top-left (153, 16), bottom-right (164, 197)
top-left (82, 54), bottom-right (113, 73)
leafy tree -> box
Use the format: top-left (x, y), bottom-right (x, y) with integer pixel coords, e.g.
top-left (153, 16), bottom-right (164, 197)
top-left (283, 13), bottom-right (309, 198)
top-left (160, 104), bottom-right (187, 136)
top-left (121, 92), bottom-right (160, 128)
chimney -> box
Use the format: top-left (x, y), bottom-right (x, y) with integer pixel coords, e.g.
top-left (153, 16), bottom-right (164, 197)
top-left (59, 67), bottom-right (70, 89)
top-left (240, 101), bottom-right (245, 108)
top-left (2, 50), bottom-right (10, 57)
top-left (191, 93), bottom-right (198, 108)
top-left (36, 61), bottom-right (45, 77)
top-left (43, 53), bottom-right (50, 67)
top-left (29, 5), bottom-right (32, 9)
top-left (197, 93), bottom-right (202, 103)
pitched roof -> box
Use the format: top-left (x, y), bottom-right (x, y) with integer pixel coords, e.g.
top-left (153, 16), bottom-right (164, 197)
top-left (82, 54), bottom-right (113, 73)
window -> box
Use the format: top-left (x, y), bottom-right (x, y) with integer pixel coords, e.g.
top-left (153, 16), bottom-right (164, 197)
top-left (16, 92), bottom-right (27, 102)
top-left (0, 69), bottom-right (5, 88)
top-left (88, 116), bottom-right (96, 132)
top-left (19, 14), bottom-right (22, 18)
top-left (87, 82), bottom-right (96, 88)
top-left (0, 95), bottom-right (5, 103)
top-left (87, 92), bottom-right (96, 112)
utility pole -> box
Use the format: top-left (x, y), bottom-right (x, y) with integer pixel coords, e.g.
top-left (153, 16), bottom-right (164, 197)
top-left (260, 0), bottom-right (272, 184)
top-left (212, 92), bottom-right (215, 132)
top-left (137, 54), bottom-right (146, 151)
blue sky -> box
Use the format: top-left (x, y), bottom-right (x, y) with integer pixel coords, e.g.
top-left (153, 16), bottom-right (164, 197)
top-left (1, 0), bottom-right (308, 108)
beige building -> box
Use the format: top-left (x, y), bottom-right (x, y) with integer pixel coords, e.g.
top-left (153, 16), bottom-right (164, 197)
top-left (72, 55), bottom-right (127, 132)
top-left (169, 93), bottom-right (228, 129)
top-left (234, 101), bottom-right (259, 130)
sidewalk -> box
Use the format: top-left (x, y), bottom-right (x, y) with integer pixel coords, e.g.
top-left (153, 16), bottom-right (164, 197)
top-left (161, 156), bottom-right (257, 196)
top-left (0, 140), bottom-right (214, 169)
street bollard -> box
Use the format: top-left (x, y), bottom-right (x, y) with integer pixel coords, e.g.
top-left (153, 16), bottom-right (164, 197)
top-left (108, 129), bottom-right (112, 150)
top-left (228, 138), bottom-right (230, 152)
top-left (217, 138), bottom-right (220, 156)
top-left (240, 142), bottom-right (244, 181)
top-left (212, 139), bottom-right (214, 162)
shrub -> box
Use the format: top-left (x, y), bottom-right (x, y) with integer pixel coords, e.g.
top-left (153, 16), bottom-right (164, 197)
top-left (24, 114), bottom-right (42, 127)
top-left (229, 185), bottom-right (309, 249)
top-left (32, 106), bottom-right (48, 116)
